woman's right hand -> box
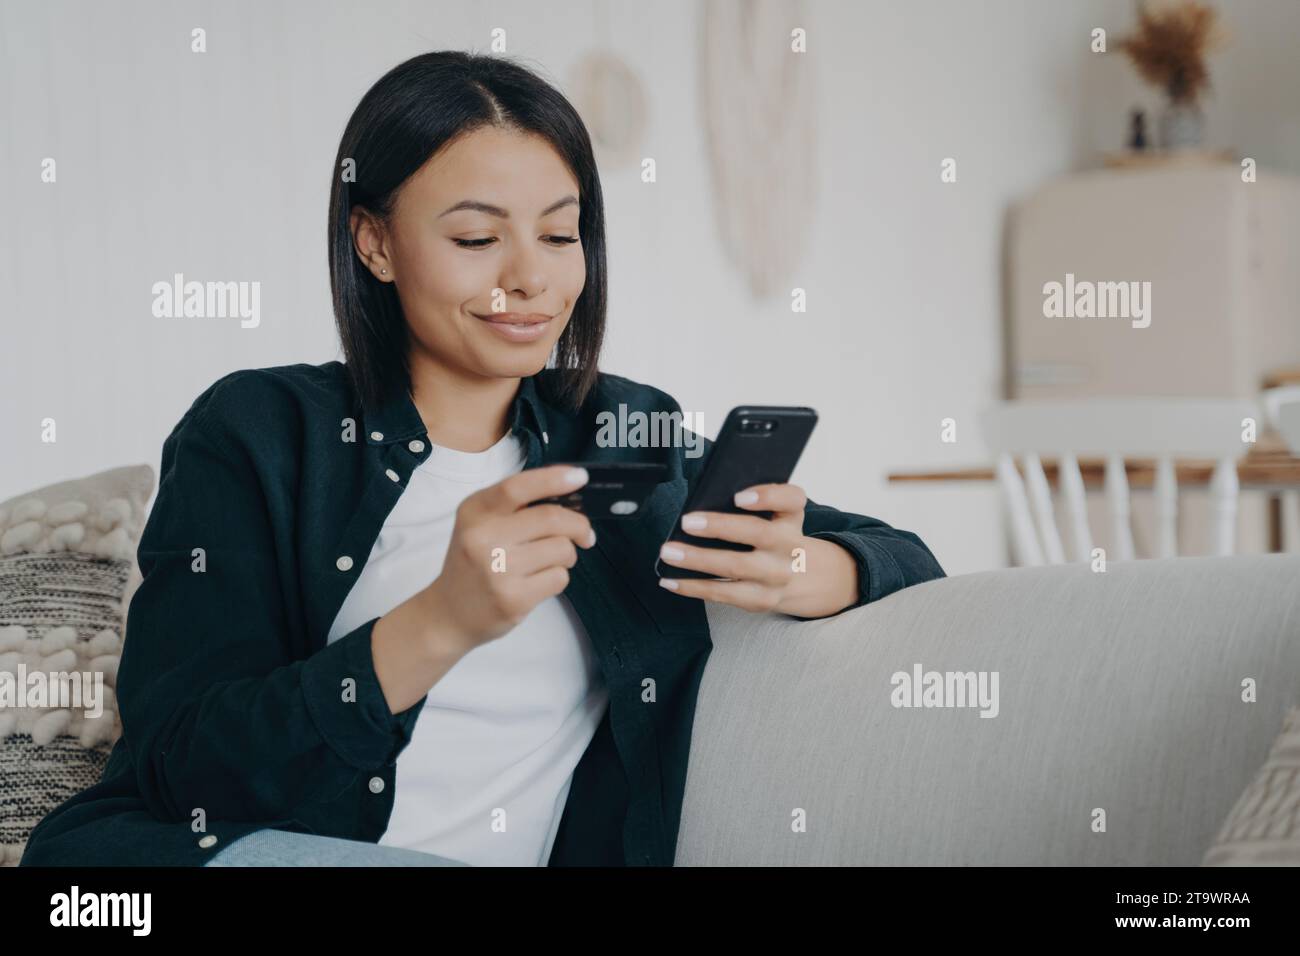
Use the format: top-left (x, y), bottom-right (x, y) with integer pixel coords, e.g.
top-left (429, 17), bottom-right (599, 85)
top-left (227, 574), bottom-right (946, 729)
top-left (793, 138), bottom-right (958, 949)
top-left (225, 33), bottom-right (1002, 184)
top-left (424, 463), bottom-right (595, 652)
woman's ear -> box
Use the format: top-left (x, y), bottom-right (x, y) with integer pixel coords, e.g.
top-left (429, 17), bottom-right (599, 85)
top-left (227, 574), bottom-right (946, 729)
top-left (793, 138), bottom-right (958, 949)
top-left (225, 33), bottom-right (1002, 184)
top-left (349, 206), bottom-right (394, 282)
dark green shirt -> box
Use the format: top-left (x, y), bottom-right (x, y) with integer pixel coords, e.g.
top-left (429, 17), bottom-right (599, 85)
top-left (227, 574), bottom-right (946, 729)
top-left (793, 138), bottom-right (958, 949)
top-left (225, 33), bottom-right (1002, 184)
top-left (20, 361), bottom-right (944, 867)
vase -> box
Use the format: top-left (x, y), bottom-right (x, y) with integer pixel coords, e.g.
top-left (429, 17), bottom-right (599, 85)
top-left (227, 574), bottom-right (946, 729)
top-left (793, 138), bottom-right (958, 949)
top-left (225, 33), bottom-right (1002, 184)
top-left (1158, 98), bottom-right (1204, 150)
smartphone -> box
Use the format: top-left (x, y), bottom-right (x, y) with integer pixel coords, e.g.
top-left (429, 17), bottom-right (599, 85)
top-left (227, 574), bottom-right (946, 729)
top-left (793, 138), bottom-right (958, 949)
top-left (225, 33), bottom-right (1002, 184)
top-left (529, 461), bottom-right (669, 519)
top-left (656, 406), bottom-right (818, 580)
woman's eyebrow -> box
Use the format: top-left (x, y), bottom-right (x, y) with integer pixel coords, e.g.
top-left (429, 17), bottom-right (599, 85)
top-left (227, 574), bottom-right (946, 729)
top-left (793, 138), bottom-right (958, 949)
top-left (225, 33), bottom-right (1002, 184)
top-left (438, 195), bottom-right (579, 218)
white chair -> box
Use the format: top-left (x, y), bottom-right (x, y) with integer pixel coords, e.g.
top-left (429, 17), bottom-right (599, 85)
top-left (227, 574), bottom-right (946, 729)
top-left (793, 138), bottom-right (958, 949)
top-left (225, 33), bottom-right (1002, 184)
top-left (980, 399), bottom-right (1258, 565)
top-left (1264, 389), bottom-right (1300, 553)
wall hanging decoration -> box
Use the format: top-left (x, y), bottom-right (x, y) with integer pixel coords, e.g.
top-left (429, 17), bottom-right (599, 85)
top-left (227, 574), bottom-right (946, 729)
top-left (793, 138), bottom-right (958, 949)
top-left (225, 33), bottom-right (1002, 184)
top-left (700, 0), bottom-right (817, 300)
top-left (568, 2), bottom-right (648, 170)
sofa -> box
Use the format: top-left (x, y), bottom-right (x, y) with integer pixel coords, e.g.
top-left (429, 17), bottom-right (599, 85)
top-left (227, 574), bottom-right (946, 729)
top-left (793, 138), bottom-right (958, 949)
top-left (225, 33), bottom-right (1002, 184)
top-left (679, 553), bottom-right (1300, 865)
top-left (3, 463), bottom-right (1298, 865)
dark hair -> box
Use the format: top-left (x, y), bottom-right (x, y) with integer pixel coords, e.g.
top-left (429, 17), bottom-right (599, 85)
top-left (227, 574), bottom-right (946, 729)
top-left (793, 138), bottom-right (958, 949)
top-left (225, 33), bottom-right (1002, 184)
top-left (328, 51), bottom-right (607, 414)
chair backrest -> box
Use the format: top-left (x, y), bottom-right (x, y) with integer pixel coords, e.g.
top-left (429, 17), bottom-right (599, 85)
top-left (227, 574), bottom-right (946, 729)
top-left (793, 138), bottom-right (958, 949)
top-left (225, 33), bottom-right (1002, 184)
top-left (1275, 398), bottom-right (1300, 458)
top-left (980, 399), bottom-right (1257, 565)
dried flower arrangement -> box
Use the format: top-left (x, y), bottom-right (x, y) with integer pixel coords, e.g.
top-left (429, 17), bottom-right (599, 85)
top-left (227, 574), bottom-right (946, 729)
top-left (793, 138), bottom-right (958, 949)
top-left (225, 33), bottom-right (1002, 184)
top-left (1117, 0), bottom-right (1228, 105)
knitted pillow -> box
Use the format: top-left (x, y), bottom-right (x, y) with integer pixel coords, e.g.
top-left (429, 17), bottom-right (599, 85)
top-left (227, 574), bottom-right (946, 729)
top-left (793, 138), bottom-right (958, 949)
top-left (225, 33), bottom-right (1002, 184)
top-left (1202, 706), bottom-right (1300, 866)
top-left (0, 465), bottom-right (154, 865)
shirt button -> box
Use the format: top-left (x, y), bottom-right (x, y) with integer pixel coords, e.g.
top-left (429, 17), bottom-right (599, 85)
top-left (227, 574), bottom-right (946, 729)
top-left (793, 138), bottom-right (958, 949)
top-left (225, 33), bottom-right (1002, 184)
top-left (408, 439), bottom-right (425, 454)
top-left (336, 555), bottom-right (354, 572)
top-left (198, 834), bottom-right (218, 849)
top-left (368, 776), bottom-right (385, 794)
top-left (385, 468), bottom-right (400, 482)
top-left (542, 430), bottom-right (550, 444)
top-left (370, 431), bottom-right (384, 441)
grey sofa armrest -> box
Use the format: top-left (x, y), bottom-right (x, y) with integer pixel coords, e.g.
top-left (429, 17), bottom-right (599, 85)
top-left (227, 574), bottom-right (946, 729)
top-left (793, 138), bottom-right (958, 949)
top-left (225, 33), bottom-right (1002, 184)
top-left (678, 554), bottom-right (1300, 865)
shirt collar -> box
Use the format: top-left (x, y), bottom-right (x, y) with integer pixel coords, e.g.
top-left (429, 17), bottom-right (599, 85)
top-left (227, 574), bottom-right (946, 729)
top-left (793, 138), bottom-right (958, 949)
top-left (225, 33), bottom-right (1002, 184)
top-left (362, 373), bottom-right (550, 447)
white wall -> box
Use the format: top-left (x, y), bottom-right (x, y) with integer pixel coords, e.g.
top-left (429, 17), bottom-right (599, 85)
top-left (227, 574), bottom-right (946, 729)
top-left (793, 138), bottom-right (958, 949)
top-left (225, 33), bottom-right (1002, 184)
top-left (3, 0), bottom-right (1298, 575)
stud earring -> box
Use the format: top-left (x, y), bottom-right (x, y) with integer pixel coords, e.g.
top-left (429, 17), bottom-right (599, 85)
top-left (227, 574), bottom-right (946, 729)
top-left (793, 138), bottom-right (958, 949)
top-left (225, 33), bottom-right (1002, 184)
top-left (380, 268), bottom-right (388, 275)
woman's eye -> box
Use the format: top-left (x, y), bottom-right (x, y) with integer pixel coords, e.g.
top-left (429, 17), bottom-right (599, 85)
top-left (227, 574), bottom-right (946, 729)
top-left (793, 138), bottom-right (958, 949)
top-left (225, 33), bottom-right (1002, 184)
top-left (452, 235), bottom-right (579, 250)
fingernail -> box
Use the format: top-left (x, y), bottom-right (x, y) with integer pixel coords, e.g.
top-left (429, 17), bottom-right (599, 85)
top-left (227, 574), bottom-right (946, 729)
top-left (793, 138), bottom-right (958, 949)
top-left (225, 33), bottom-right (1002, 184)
top-left (659, 577), bottom-right (679, 591)
top-left (564, 467), bottom-right (588, 487)
top-left (660, 544), bottom-right (685, 561)
top-left (734, 490), bottom-right (759, 506)
top-left (586, 527), bottom-right (597, 547)
top-left (681, 513), bottom-right (707, 532)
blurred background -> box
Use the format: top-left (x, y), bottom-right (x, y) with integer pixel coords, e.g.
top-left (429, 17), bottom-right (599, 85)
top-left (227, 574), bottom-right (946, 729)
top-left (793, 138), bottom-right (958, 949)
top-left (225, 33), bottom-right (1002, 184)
top-left (3, 0), bottom-right (1300, 575)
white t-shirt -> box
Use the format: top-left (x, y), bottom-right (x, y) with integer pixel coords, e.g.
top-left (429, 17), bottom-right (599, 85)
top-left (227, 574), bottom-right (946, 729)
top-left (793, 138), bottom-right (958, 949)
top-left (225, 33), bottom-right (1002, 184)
top-left (326, 429), bottom-right (609, 866)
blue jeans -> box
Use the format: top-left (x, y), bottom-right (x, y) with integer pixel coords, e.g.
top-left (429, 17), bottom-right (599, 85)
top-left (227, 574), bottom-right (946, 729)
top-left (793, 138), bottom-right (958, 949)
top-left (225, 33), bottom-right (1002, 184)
top-left (203, 828), bottom-right (471, 867)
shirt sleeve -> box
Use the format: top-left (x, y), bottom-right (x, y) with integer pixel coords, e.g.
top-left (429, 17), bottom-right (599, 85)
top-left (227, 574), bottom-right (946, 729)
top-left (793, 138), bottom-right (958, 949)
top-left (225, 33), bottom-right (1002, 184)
top-left (680, 424), bottom-right (946, 617)
top-left (116, 401), bottom-right (425, 825)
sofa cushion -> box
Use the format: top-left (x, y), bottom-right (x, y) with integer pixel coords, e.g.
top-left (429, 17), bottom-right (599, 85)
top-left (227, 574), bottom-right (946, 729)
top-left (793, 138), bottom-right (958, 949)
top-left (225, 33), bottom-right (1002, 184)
top-left (0, 465), bottom-right (153, 865)
top-left (0, 464), bottom-right (154, 620)
top-left (1203, 705), bottom-right (1300, 865)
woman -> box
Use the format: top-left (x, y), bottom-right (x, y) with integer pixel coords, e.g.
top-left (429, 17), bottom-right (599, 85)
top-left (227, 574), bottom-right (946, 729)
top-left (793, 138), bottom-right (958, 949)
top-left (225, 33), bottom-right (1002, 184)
top-left (21, 51), bottom-right (944, 868)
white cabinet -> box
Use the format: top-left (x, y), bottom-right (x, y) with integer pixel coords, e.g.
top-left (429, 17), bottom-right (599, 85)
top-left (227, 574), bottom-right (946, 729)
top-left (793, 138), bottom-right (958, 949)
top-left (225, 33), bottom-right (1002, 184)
top-left (1007, 164), bottom-right (1300, 400)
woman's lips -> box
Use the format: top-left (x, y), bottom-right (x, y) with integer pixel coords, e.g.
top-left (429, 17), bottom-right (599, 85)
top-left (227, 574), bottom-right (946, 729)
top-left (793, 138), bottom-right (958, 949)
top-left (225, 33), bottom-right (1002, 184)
top-left (471, 312), bottom-right (553, 342)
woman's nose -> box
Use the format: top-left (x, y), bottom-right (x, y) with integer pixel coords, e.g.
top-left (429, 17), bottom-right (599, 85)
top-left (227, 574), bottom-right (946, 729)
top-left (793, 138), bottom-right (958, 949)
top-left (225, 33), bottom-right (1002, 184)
top-left (499, 252), bottom-right (547, 300)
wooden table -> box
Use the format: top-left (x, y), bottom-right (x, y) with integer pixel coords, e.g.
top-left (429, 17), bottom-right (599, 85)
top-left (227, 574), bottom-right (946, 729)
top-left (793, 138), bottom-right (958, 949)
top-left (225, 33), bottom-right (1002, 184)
top-left (888, 447), bottom-right (1300, 551)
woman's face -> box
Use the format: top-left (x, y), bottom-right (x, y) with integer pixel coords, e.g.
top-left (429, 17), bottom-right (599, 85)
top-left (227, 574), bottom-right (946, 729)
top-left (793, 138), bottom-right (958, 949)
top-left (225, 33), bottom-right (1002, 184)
top-left (356, 125), bottom-right (587, 382)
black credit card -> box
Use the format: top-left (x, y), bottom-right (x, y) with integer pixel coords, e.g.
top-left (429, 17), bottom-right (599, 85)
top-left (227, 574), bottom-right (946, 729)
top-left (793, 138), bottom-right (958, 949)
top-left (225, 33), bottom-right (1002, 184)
top-left (529, 461), bottom-right (669, 519)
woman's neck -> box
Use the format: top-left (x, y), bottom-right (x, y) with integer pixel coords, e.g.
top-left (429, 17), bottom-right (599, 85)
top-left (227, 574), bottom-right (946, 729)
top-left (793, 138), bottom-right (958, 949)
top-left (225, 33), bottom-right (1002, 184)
top-left (408, 357), bottom-right (519, 453)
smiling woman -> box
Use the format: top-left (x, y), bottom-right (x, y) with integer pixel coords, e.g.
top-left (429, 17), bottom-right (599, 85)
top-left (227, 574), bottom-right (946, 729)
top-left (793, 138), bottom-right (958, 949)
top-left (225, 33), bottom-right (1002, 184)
top-left (348, 128), bottom-right (588, 362)
top-left (20, 50), bottom-right (944, 872)
top-left (328, 58), bottom-right (608, 421)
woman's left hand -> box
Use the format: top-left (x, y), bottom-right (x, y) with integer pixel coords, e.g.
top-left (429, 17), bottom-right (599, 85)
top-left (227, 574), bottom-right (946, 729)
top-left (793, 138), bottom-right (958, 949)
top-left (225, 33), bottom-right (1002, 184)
top-left (657, 483), bottom-right (862, 618)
